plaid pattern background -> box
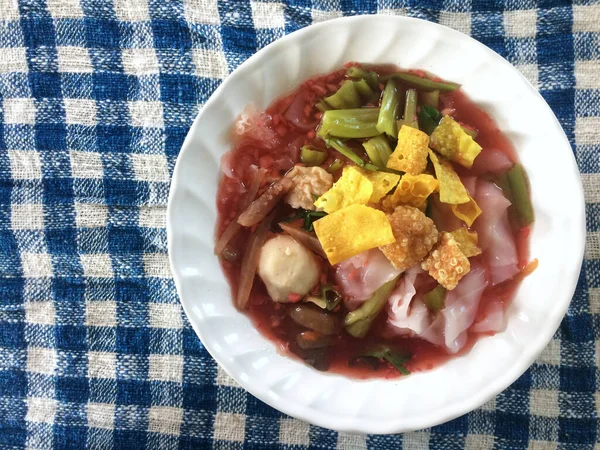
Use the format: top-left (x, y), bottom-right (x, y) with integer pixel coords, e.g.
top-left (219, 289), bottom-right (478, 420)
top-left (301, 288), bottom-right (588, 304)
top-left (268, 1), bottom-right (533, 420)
top-left (0, 0), bottom-right (597, 448)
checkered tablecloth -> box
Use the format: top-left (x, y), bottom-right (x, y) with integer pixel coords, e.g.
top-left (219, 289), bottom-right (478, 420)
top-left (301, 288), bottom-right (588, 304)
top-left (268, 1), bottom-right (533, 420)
top-left (0, 0), bottom-right (597, 448)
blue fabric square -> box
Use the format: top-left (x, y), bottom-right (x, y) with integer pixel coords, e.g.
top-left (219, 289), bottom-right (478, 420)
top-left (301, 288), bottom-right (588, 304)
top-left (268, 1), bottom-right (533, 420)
top-left (115, 430), bottom-right (148, 450)
top-left (56, 376), bottom-right (89, 403)
top-left (116, 327), bottom-right (150, 354)
top-left (558, 418), bottom-right (597, 444)
top-left (117, 380), bottom-right (152, 406)
top-left (560, 367), bottom-right (595, 392)
top-left (151, 20), bottom-right (193, 50)
top-left (84, 19), bottom-right (121, 48)
top-left (0, 370), bottom-right (26, 397)
top-left (30, 72), bottom-right (63, 98)
top-left (97, 125), bottom-right (131, 152)
top-left (20, 18), bottom-right (55, 47)
top-left (93, 73), bottom-right (133, 101)
top-left (182, 384), bottom-right (217, 410)
top-left (54, 425), bottom-right (88, 450)
top-left (56, 325), bottom-right (87, 351)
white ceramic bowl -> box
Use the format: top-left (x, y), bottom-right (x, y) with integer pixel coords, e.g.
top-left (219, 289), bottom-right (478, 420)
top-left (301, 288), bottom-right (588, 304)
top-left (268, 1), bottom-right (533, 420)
top-left (167, 15), bottom-right (585, 433)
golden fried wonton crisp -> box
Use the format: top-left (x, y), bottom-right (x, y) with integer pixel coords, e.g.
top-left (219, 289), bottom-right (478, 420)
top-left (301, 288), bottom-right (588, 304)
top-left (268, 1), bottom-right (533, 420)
top-left (421, 232), bottom-right (470, 290)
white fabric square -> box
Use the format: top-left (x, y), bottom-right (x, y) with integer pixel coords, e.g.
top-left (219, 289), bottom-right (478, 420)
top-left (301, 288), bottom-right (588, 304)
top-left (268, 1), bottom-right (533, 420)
top-left (311, 9), bottom-right (343, 23)
top-left (402, 431), bottom-right (430, 450)
top-left (530, 389), bottom-right (559, 417)
top-left (86, 301), bottom-right (117, 327)
top-left (0, 47), bottom-right (28, 73)
top-left (479, 397), bottom-right (496, 411)
top-left (143, 253), bottom-right (172, 278)
top-left (337, 432), bottom-right (367, 450)
top-left (527, 441), bottom-right (558, 450)
top-left (216, 365), bottom-right (240, 388)
top-left (8, 150), bottom-right (42, 180)
top-left (537, 339), bottom-right (561, 365)
top-left (138, 206), bottom-right (166, 228)
top-left (114, 0), bottom-right (149, 21)
top-left (88, 351), bottom-right (117, 379)
top-left (57, 46), bottom-right (93, 73)
top-left (25, 302), bottom-right (55, 326)
top-left (87, 403), bottom-right (115, 430)
top-left (121, 48), bottom-right (160, 75)
top-left (516, 63), bottom-right (539, 89)
top-left (192, 48), bottom-right (229, 80)
top-left (575, 60), bottom-right (600, 90)
top-left (586, 231), bottom-right (600, 260)
top-left (0, 0), bottom-right (20, 20)
top-left (575, 116), bottom-right (600, 147)
top-left (213, 412), bottom-right (245, 442)
top-left (251, 2), bottom-right (285, 29)
top-left (12, 204), bottom-right (44, 230)
top-left (465, 435), bottom-right (495, 450)
top-left (439, 11), bottom-right (471, 36)
top-left (581, 174), bottom-right (600, 203)
top-left (589, 288), bottom-right (600, 314)
top-left (75, 203), bottom-right (108, 228)
top-left (70, 151), bottom-right (104, 179)
top-left (130, 153), bottom-right (169, 182)
top-left (504, 9), bottom-right (537, 38)
top-left (64, 98), bottom-right (97, 126)
top-left (184, 0), bottom-right (220, 25)
top-left (21, 253), bottom-right (53, 278)
top-left (573, 5), bottom-right (600, 33)
top-left (128, 101), bottom-right (164, 128)
top-left (279, 418), bottom-right (310, 446)
top-left (80, 254), bottom-right (114, 278)
top-left (149, 303), bottom-right (182, 329)
top-left (26, 397), bottom-right (57, 424)
top-left (46, 0), bottom-right (83, 17)
top-left (4, 98), bottom-right (36, 124)
top-left (148, 406), bottom-right (183, 435)
top-left (149, 354), bottom-right (184, 383)
top-left (27, 347), bottom-right (57, 375)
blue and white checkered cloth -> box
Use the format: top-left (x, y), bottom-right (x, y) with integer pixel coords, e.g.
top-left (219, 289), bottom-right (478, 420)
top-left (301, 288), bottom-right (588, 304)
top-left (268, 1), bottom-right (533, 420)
top-left (0, 0), bottom-right (597, 448)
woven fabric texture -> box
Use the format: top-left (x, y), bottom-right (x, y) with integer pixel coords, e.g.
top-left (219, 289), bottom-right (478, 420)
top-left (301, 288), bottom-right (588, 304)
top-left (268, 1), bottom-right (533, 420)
top-left (0, 0), bottom-right (598, 448)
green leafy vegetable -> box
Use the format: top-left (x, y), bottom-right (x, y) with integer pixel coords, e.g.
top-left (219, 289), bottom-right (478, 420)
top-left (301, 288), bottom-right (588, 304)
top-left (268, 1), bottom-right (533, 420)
top-left (325, 80), bottom-right (362, 109)
top-left (356, 344), bottom-right (411, 375)
top-left (403, 88), bottom-right (418, 128)
top-left (423, 285), bottom-right (446, 311)
top-left (344, 277), bottom-right (399, 338)
top-left (318, 108), bottom-right (381, 139)
top-left (300, 146), bottom-right (327, 166)
top-left (418, 104), bottom-right (443, 135)
top-left (506, 164), bottom-right (534, 226)
top-left (363, 135), bottom-right (393, 168)
top-left (305, 285), bottom-right (342, 311)
top-left (283, 209), bottom-right (327, 232)
top-left (376, 79), bottom-right (400, 137)
top-left (383, 72), bottom-right (459, 92)
top-left (346, 66), bottom-right (379, 89)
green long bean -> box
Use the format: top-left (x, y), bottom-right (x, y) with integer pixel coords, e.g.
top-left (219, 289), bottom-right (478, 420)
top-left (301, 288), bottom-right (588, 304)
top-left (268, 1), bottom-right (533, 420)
top-left (363, 135), bottom-right (393, 168)
top-left (324, 80), bottom-right (362, 109)
top-left (382, 72), bottom-right (459, 92)
top-left (506, 164), bottom-right (534, 226)
top-left (345, 277), bottom-right (399, 338)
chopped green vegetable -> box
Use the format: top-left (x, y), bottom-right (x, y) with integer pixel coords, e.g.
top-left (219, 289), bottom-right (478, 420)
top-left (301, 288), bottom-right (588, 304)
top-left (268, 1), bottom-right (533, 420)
top-left (324, 80), bottom-right (362, 109)
top-left (384, 72), bottom-right (459, 92)
top-left (346, 66), bottom-right (379, 89)
top-left (326, 158), bottom-right (344, 173)
top-left (506, 164), bottom-right (534, 226)
top-left (300, 146), bottom-right (327, 166)
top-left (344, 277), bottom-right (399, 338)
top-left (323, 137), bottom-right (366, 167)
top-left (418, 104), bottom-right (443, 135)
top-left (424, 285), bottom-right (446, 311)
top-left (420, 90), bottom-right (440, 108)
top-left (283, 209), bottom-right (327, 232)
top-left (316, 100), bottom-right (331, 112)
top-left (357, 344), bottom-right (411, 375)
top-left (318, 108), bottom-right (381, 139)
top-left (403, 89), bottom-right (418, 128)
top-left (376, 79), bottom-right (400, 137)
top-left (305, 285), bottom-right (342, 311)
top-left (353, 79), bottom-right (378, 104)
top-left (363, 135), bottom-right (393, 168)
top-left (461, 126), bottom-right (478, 139)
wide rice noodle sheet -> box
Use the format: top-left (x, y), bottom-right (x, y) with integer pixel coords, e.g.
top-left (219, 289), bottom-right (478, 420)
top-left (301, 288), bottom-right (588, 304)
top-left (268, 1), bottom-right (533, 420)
top-left (473, 180), bottom-right (520, 285)
top-left (386, 265), bottom-right (431, 335)
top-left (472, 300), bottom-right (506, 333)
top-left (233, 104), bottom-right (278, 147)
top-left (335, 248), bottom-right (402, 308)
top-left (387, 266), bottom-right (488, 353)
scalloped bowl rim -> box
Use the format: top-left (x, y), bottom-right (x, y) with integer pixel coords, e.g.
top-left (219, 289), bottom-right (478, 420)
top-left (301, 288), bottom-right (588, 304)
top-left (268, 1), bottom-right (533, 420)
top-left (167, 15), bottom-right (585, 434)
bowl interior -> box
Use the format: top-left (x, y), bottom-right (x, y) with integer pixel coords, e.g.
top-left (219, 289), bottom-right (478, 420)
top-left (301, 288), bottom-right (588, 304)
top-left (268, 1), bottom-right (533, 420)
top-left (167, 15), bottom-right (585, 433)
